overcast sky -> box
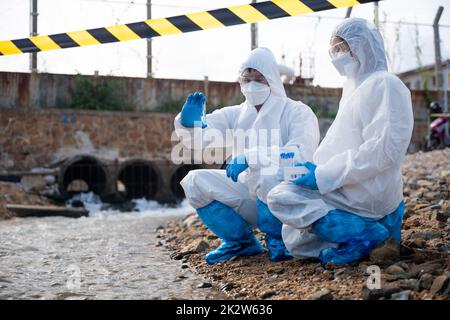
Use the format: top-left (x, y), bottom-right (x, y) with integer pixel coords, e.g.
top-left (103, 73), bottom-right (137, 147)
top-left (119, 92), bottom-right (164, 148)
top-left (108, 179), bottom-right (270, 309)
top-left (0, 0), bottom-right (449, 87)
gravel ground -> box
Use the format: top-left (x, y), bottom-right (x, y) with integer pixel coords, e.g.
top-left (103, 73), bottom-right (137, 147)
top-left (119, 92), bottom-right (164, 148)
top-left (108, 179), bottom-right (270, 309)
top-left (161, 149), bottom-right (450, 300)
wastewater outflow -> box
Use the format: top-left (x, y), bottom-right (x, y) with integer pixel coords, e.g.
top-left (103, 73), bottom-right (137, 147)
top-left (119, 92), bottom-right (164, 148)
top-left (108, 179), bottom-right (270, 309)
top-left (0, 193), bottom-right (228, 300)
top-left (59, 155), bottom-right (202, 204)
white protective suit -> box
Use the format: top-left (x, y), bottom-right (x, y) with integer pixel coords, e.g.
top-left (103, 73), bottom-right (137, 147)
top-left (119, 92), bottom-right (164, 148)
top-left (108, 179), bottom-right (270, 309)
top-left (176, 48), bottom-right (320, 226)
top-left (267, 18), bottom-right (414, 258)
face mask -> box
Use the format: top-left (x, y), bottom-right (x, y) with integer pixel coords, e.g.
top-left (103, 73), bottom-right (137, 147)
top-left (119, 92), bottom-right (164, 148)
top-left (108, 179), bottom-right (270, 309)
top-left (241, 81), bottom-right (271, 106)
top-left (331, 52), bottom-right (360, 77)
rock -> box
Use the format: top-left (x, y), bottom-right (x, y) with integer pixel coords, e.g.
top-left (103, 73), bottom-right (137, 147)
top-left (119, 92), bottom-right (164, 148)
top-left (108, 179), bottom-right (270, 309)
top-left (170, 252), bottom-right (186, 260)
top-left (182, 215), bottom-right (198, 228)
top-left (44, 175), bottom-right (56, 185)
top-left (423, 192), bottom-right (439, 201)
top-left (430, 275), bottom-right (450, 295)
top-left (437, 244), bottom-right (450, 253)
top-left (323, 270), bottom-right (334, 280)
top-left (411, 229), bottom-right (441, 240)
top-left (314, 266), bottom-right (325, 273)
top-left (390, 290), bottom-right (411, 300)
top-left (334, 268), bottom-right (347, 278)
top-left (417, 180), bottom-right (433, 188)
top-left (220, 282), bottom-right (237, 291)
top-left (399, 279), bottom-right (420, 291)
top-left (395, 262), bottom-right (410, 271)
top-left (369, 238), bottom-right (400, 263)
top-left (386, 264), bottom-right (406, 275)
top-left (197, 282), bottom-right (212, 288)
top-left (267, 267), bottom-right (285, 275)
top-left (436, 211), bottom-right (450, 223)
top-left (21, 175), bottom-right (47, 192)
top-left (385, 265), bottom-right (408, 280)
top-left (259, 290), bottom-right (277, 299)
top-left (310, 289), bottom-right (333, 300)
top-left (361, 284), bottom-right (401, 300)
top-left (408, 239), bottom-right (426, 249)
top-left (194, 240), bottom-right (210, 253)
top-left (419, 273), bottom-right (434, 290)
top-left (408, 262), bottom-right (444, 278)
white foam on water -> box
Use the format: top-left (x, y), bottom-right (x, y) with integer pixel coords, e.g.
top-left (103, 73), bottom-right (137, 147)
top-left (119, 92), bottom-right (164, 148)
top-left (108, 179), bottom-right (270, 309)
top-left (65, 192), bottom-right (195, 221)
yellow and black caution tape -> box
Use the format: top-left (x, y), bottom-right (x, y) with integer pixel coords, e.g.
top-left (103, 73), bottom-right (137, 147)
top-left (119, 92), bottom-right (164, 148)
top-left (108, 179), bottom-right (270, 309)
top-left (430, 113), bottom-right (450, 119)
top-left (0, 0), bottom-right (379, 56)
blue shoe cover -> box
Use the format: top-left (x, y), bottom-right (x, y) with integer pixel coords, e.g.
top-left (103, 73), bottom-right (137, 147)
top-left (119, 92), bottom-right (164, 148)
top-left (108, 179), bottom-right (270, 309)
top-left (319, 240), bottom-right (382, 264)
top-left (256, 198), bottom-right (293, 261)
top-left (313, 202), bottom-right (405, 264)
top-left (196, 200), bottom-right (264, 265)
top-left (265, 236), bottom-right (293, 262)
top-left (205, 236), bottom-right (264, 265)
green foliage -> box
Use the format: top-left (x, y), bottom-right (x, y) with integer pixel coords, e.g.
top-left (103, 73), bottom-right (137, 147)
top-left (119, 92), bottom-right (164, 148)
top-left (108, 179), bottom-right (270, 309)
top-left (70, 74), bottom-right (131, 111)
top-left (154, 98), bottom-right (184, 113)
top-left (309, 103), bottom-right (337, 119)
top-left (154, 97), bottom-right (223, 114)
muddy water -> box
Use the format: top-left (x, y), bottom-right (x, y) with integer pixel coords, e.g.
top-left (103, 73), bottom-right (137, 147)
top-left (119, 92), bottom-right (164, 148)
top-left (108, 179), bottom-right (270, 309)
top-left (0, 201), bottom-right (226, 300)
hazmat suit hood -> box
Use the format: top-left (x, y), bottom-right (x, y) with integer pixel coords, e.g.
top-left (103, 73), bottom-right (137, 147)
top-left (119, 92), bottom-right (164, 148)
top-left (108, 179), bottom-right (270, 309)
top-left (332, 18), bottom-right (388, 92)
top-left (239, 47), bottom-right (287, 99)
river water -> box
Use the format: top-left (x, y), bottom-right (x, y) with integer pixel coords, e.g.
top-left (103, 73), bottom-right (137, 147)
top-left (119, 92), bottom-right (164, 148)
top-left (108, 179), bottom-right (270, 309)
top-left (0, 194), bottom-right (225, 300)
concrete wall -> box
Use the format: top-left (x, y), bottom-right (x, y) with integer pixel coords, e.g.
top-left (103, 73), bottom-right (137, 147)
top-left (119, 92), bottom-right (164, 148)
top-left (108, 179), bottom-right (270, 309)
top-left (0, 71), bottom-right (243, 111)
top-left (0, 109), bottom-right (176, 171)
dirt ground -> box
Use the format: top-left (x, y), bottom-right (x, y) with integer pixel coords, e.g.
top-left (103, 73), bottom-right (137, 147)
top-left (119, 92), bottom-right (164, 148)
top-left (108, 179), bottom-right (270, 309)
top-left (0, 182), bottom-right (55, 220)
top-left (161, 149), bottom-right (450, 300)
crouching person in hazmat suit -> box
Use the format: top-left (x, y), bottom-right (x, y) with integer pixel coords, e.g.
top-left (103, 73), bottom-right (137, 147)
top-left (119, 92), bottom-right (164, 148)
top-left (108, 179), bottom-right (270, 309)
top-left (267, 18), bottom-right (414, 264)
top-left (174, 48), bottom-right (320, 264)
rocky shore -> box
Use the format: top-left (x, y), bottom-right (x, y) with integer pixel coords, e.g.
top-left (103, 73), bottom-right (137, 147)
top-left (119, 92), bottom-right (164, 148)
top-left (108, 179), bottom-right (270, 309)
top-left (161, 149), bottom-right (450, 300)
top-left (0, 182), bottom-right (55, 220)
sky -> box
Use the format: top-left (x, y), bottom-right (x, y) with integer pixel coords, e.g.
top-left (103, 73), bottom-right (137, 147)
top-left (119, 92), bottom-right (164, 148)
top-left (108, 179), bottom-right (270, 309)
top-left (0, 0), bottom-right (449, 88)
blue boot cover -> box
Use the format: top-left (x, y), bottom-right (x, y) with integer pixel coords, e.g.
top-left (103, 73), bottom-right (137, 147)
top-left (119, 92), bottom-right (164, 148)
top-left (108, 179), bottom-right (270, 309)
top-left (312, 209), bottom-right (389, 264)
top-left (379, 201), bottom-right (405, 243)
top-left (256, 198), bottom-right (293, 262)
top-left (312, 201), bottom-right (405, 264)
top-left (196, 200), bottom-right (264, 265)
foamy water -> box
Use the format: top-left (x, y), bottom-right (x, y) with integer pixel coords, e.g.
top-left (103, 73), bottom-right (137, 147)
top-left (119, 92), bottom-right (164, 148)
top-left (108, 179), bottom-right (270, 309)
top-left (65, 192), bottom-right (195, 220)
top-left (0, 194), bottom-right (224, 300)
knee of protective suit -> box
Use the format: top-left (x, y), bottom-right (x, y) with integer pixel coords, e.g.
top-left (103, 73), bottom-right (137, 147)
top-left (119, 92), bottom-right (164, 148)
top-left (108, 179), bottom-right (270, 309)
top-left (256, 198), bottom-right (283, 239)
top-left (179, 169), bottom-right (210, 209)
top-left (266, 183), bottom-right (282, 207)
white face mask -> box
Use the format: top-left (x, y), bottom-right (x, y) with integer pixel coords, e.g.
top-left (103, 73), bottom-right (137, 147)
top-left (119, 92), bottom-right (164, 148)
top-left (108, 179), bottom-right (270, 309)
top-left (241, 81), bottom-right (271, 106)
top-left (331, 52), bottom-right (360, 77)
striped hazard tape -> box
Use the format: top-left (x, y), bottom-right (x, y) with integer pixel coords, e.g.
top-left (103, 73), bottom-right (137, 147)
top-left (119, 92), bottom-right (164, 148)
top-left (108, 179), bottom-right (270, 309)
top-left (0, 0), bottom-right (379, 56)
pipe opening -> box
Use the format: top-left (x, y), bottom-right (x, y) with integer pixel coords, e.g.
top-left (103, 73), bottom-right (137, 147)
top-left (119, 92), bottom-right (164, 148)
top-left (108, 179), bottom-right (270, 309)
top-left (171, 165), bottom-right (200, 199)
top-left (118, 160), bottom-right (159, 200)
top-left (61, 156), bottom-right (107, 197)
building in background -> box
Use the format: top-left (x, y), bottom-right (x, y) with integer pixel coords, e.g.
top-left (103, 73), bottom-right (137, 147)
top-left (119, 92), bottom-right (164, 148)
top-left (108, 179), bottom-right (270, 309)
top-left (398, 59), bottom-right (450, 91)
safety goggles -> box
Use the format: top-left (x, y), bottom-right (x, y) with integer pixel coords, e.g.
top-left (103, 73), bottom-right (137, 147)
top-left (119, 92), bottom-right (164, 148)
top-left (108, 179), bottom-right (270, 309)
top-left (328, 41), bottom-right (351, 59)
top-left (239, 74), bottom-right (268, 85)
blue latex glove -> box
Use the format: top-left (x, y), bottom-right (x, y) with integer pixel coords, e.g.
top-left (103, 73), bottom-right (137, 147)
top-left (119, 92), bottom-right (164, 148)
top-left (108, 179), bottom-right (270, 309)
top-left (292, 161), bottom-right (318, 190)
top-left (226, 154), bottom-right (248, 182)
top-left (180, 91), bottom-right (207, 128)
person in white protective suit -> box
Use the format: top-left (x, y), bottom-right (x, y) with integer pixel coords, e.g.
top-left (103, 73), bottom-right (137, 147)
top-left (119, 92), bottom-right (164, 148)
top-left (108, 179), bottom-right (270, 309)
top-left (174, 48), bottom-right (320, 264)
top-left (267, 18), bottom-right (414, 264)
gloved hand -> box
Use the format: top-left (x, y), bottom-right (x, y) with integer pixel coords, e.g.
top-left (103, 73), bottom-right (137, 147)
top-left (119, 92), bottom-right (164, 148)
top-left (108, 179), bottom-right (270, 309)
top-left (180, 92), bottom-right (207, 128)
top-left (226, 154), bottom-right (248, 182)
top-left (292, 161), bottom-right (318, 190)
